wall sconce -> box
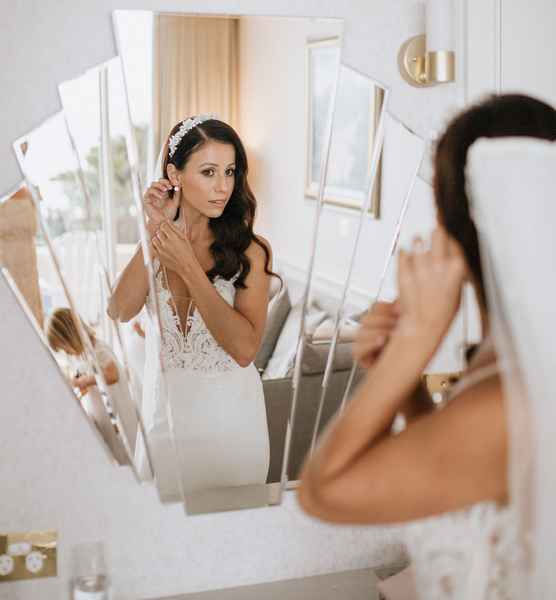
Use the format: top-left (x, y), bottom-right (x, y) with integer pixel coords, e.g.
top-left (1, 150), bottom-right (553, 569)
top-left (398, 0), bottom-right (455, 87)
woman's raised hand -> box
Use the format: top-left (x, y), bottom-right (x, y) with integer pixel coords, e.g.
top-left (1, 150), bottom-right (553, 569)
top-left (151, 221), bottom-right (196, 278)
top-left (353, 301), bottom-right (400, 368)
top-left (395, 226), bottom-right (467, 344)
top-left (143, 178), bottom-right (180, 234)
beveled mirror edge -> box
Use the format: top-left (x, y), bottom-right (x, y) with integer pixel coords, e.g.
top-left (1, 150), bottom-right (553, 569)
top-left (57, 68), bottom-right (157, 483)
top-left (1, 254), bottom-right (117, 468)
top-left (279, 44), bottom-right (343, 494)
top-left (309, 73), bottom-right (390, 455)
top-left (338, 120), bottom-right (427, 414)
top-left (12, 129), bottom-right (142, 481)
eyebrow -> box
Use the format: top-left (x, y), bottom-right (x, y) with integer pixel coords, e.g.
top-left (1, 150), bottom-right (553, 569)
top-left (199, 162), bottom-right (236, 168)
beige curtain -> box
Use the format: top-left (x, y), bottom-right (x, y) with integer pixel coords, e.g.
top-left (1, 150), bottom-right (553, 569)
top-left (152, 15), bottom-right (239, 162)
top-left (0, 186), bottom-right (43, 327)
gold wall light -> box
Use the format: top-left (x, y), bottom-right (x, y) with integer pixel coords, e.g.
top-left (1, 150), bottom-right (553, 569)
top-left (398, 0), bottom-right (455, 87)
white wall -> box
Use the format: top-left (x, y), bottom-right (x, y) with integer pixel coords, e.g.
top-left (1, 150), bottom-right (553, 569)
top-left (236, 14), bottom-right (463, 371)
top-left (500, 0), bottom-right (556, 104)
top-left (236, 10), bottom-right (458, 298)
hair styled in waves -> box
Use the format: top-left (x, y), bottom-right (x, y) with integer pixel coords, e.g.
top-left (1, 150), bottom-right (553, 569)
top-left (162, 118), bottom-right (280, 289)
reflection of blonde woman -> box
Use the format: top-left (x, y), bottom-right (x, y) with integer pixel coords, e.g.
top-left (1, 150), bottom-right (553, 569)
top-left (46, 308), bottom-right (138, 463)
top-left (46, 308), bottom-right (118, 394)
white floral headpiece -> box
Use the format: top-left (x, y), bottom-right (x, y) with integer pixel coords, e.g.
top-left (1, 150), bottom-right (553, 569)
top-left (168, 114), bottom-right (218, 158)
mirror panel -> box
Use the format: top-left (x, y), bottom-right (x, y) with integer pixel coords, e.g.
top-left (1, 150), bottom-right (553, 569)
top-left (284, 65), bottom-right (388, 480)
top-left (58, 58), bottom-right (183, 501)
top-left (9, 113), bottom-right (147, 475)
top-left (114, 11), bottom-right (345, 513)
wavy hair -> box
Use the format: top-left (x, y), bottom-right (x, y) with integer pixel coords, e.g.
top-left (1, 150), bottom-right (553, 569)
top-left (163, 118), bottom-right (280, 289)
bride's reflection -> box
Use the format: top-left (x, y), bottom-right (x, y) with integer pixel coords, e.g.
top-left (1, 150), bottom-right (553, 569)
top-left (109, 115), bottom-right (281, 496)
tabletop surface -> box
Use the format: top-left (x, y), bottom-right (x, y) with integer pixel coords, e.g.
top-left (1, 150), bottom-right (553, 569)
top-left (148, 568), bottom-right (381, 600)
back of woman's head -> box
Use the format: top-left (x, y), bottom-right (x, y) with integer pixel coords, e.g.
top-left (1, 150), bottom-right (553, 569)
top-left (434, 94), bottom-right (556, 307)
top-left (46, 307), bottom-right (92, 355)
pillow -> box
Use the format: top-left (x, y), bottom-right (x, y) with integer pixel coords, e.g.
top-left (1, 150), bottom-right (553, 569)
top-left (311, 317), bottom-right (359, 344)
top-left (254, 282), bottom-right (291, 371)
top-left (262, 302), bottom-right (327, 380)
top-left (301, 340), bottom-right (354, 375)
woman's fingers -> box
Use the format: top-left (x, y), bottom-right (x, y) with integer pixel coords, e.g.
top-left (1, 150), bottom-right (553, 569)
top-left (360, 312), bottom-right (398, 331)
top-left (431, 226), bottom-right (448, 262)
top-left (353, 328), bottom-right (390, 361)
top-left (397, 249), bottom-right (413, 284)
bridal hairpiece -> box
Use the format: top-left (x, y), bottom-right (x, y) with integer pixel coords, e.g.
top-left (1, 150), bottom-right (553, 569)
top-left (168, 114), bottom-right (218, 158)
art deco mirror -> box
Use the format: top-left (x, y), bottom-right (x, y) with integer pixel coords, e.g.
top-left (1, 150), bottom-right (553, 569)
top-left (10, 112), bottom-right (151, 480)
top-left (5, 9), bottom-right (463, 520)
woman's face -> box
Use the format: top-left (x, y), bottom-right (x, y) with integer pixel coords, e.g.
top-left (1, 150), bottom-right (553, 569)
top-left (172, 140), bottom-right (236, 219)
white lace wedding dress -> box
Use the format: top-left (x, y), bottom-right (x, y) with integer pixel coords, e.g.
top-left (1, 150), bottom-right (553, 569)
top-left (138, 260), bottom-right (270, 502)
top-left (380, 343), bottom-right (520, 600)
top-left (402, 496), bottom-right (518, 600)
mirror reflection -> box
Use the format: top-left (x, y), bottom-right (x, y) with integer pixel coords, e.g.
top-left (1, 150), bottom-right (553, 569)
top-left (8, 112), bottom-right (147, 475)
top-left (284, 64), bottom-right (388, 482)
top-left (112, 11), bottom-right (350, 512)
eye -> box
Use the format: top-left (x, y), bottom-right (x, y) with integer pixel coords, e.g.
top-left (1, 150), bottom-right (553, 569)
top-left (225, 168), bottom-right (236, 177)
top-left (201, 168), bottom-right (215, 177)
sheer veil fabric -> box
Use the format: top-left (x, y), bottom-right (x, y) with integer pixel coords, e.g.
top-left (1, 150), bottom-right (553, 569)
top-left (468, 137), bottom-right (556, 598)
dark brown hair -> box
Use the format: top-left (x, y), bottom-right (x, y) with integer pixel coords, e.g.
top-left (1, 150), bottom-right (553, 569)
top-left (163, 118), bottom-right (280, 289)
top-left (434, 94), bottom-right (556, 307)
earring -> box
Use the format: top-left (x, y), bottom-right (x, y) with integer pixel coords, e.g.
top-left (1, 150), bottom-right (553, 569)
top-left (173, 185), bottom-right (180, 192)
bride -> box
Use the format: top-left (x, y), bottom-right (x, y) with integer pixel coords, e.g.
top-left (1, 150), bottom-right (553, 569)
top-left (298, 94), bottom-right (556, 599)
top-left (108, 115), bottom-right (277, 499)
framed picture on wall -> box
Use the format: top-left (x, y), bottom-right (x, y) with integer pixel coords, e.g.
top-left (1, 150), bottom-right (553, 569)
top-left (305, 38), bottom-right (383, 217)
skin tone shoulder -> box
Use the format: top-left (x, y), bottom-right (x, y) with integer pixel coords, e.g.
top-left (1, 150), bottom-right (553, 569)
top-left (298, 227), bottom-right (508, 525)
top-left (108, 139), bottom-right (271, 368)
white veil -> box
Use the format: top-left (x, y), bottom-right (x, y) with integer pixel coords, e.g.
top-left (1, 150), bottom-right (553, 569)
top-left (468, 137), bottom-right (556, 598)
top-left (152, 144), bottom-right (165, 182)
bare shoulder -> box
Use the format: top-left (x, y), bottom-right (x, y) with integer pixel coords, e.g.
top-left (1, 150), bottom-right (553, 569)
top-left (397, 372), bottom-right (508, 506)
top-left (245, 235), bottom-right (273, 267)
top-left (431, 373), bottom-right (504, 433)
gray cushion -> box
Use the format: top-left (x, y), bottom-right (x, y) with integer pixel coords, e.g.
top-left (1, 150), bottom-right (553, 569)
top-left (254, 282), bottom-right (291, 371)
top-left (311, 317), bottom-right (359, 343)
top-left (262, 302), bottom-right (327, 380)
top-left (302, 341), bottom-right (354, 375)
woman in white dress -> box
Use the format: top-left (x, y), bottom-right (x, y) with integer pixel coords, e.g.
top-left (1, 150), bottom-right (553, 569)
top-left (108, 115), bottom-right (276, 500)
top-left (298, 95), bottom-right (556, 599)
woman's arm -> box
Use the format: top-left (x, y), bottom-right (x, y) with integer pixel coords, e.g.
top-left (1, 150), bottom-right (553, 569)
top-left (108, 179), bottom-right (179, 322)
top-left (352, 299), bottom-right (433, 428)
top-left (72, 361), bottom-right (120, 392)
top-left (107, 242), bottom-right (150, 323)
top-left (185, 239), bottom-right (271, 367)
top-left (152, 221), bottom-right (271, 367)
top-left (298, 367), bottom-right (507, 524)
top-left (298, 227), bottom-right (508, 524)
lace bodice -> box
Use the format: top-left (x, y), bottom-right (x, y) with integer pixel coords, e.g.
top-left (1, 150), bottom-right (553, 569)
top-left (399, 349), bottom-right (520, 600)
top-left (403, 502), bottom-right (519, 600)
top-left (146, 260), bottom-right (240, 375)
